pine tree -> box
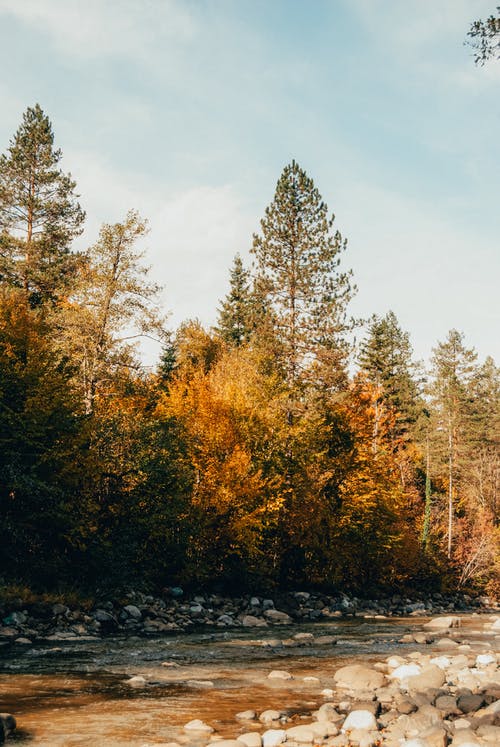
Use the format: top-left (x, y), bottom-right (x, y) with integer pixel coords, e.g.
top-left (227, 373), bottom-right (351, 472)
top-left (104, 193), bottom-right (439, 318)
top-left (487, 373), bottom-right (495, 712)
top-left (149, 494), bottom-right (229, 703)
top-left (216, 253), bottom-right (253, 347)
top-left (428, 330), bottom-right (477, 558)
top-left (251, 160), bottom-right (355, 394)
top-left (0, 104), bottom-right (85, 304)
top-left (358, 311), bottom-right (422, 453)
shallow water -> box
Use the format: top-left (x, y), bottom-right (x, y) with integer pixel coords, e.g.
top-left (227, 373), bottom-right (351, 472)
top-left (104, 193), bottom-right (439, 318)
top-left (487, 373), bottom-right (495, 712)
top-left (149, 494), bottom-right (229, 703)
top-left (0, 616), bottom-right (488, 745)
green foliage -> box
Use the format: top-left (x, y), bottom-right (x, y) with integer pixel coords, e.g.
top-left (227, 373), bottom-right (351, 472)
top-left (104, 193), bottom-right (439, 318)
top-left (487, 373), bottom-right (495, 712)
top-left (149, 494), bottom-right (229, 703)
top-left (0, 104), bottom-right (85, 304)
top-left (467, 6), bottom-right (500, 64)
top-left (216, 253), bottom-right (254, 347)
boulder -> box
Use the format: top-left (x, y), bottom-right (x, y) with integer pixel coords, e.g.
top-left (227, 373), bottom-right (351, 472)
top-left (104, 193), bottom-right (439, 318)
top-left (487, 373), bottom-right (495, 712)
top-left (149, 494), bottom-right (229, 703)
top-left (423, 616), bottom-right (461, 630)
top-left (184, 719), bottom-right (214, 732)
top-left (263, 609), bottom-right (292, 624)
top-left (407, 665), bottom-right (446, 691)
top-left (123, 605), bottom-right (142, 620)
top-left (259, 710), bottom-right (283, 724)
top-left (268, 670), bottom-right (293, 680)
top-left (342, 710), bottom-right (378, 731)
top-left (238, 733), bottom-right (262, 747)
top-left (285, 725), bottom-right (315, 743)
top-left (241, 615), bottom-right (267, 628)
top-left (261, 730), bottom-right (286, 747)
top-left (236, 710), bottom-right (257, 721)
top-left (333, 664), bottom-right (386, 691)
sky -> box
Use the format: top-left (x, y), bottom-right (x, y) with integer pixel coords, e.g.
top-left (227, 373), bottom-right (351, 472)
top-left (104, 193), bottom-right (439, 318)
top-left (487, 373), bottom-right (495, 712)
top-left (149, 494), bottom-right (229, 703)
top-left (0, 0), bottom-right (498, 368)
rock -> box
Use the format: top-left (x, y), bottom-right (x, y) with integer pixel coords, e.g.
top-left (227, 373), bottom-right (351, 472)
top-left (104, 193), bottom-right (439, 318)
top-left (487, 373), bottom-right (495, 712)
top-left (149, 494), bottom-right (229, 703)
top-left (241, 615), bottom-right (267, 627)
top-left (3, 611), bottom-right (27, 626)
top-left (476, 653), bottom-right (496, 666)
top-left (235, 710), bottom-right (257, 721)
top-left (423, 615), bottom-right (461, 630)
top-left (262, 600), bottom-right (275, 611)
top-left (209, 741), bottom-right (245, 747)
top-left (342, 710), bottom-right (378, 731)
top-left (390, 663), bottom-right (422, 681)
top-left (217, 614), bottom-right (234, 625)
top-left (490, 618), bottom-right (500, 630)
top-left (14, 637), bottom-right (32, 645)
top-left (315, 702), bottom-right (341, 723)
top-left (0, 713), bottom-right (16, 741)
top-left (184, 719), bottom-right (214, 732)
top-left (261, 729), bottom-right (286, 747)
top-left (52, 603), bottom-right (68, 616)
top-left (407, 665), bottom-right (446, 691)
top-left (293, 632), bottom-right (314, 643)
top-left (434, 694), bottom-right (460, 716)
top-left (417, 726), bottom-right (448, 747)
top-left (333, 664), bottom-right (386, 691)
top-left (285, 725), bottom-right (315, 742)
top-left (127, 675), bottom-right (147, 687)
top-left (303, 676), bottom-right (320, 684)
top-left (315, 635), bottom-right (337, 645)
top-left (238, 734), bottom-right (262, 747)
top-left (186, 680), bottom-right (214, 688)
top-left (434, 637), bottom-right (460, 650)
top-left (259, 710), bottom-right (284, 723)
top-left (268, 670), bottom-right (293, 680)
top-left (457, 694), bottom-right (485, 713)
top-left (321, 688), bottom-right (334, 698)
top-left (263, 609), bottom-right (292, 624)
top-left (400, 740), bottom-right (429, 747)
top-left (124, 604), bottom-right (142, 620)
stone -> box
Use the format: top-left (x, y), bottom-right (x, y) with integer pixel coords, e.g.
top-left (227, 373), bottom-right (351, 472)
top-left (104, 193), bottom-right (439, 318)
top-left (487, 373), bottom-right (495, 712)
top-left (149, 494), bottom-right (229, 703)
top-left (186, 680), bottom-right (214, 688)
top-left (400, 740), bottom-right (429, 747)
top-left (124, 604), bottom-right (142, 620)
top-left (457, 694), bottom-right (484, 713)
top-left (217, 615), bottom-right (234, 625)
top-left (315, 703), bottom-right (341, 723)
top-left (241, 615), bottom-right (267, 628)
top-left (390, 663), bottom-right (422, 681)
top-left (423, 616), bottom-right (461, 630)
top-left (52, 603), bottom-right (68, 616)
top-left (184, 719), bottom-right (214, 732)
top-left (418, 726), bottom-right (448, 747)
top-left (333, 664), bottom-right (386, 691)
top-left (303, 676), bottom-right (320, 684)
top-left (127, 675), bottom-right (147, 687)
top-left (259, 710), bottom-right (283, 724)
top-left (238, 733), bottom-right (262, 747)
top-left (209, 741), bottom-right (245, 747)
top-left (236, 710), bottom-right (257, 721)
top-left (342, 710), bottom-right (377, 731)
top-left (285, 725), bottom-right (315, 742)
top-left (293, 632), bottom-right (314, 643)
top-left (14, 637), bottom-right (32, 645)
top-left (407, 665), bottom-right (446, 691)
top-left (476, 653), bottom-right (496, 666)
top-left (268, 670), bottom-right (293, 680)
top-left (321, 688), bottom-right (334, 698)
top-left (434, 694), bottom-right (460, 716)
top-left (261, 730), bottom-right (286, 747)
top-left (0, 713), bottom-right (16, 741)
top-left (263, 609), bottom-right (292, 624)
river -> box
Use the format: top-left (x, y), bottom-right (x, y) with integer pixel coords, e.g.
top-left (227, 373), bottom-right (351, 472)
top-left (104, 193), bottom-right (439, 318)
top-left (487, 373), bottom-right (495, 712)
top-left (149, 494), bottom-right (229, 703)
top-left (0, 615), bottom-right (487, 745)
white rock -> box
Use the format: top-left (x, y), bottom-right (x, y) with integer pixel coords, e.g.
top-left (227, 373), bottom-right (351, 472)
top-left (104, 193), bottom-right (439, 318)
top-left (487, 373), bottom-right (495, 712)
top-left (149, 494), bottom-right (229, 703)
top-left (186, 680), bottom-right (214, 688)
top-left (209, 741), bottom-right (245, 747)
top-left (303, 676), bottom-right (320, 684)
top-left (490, 617), bottom-right (500, 630)
top-left (400, 740), bottom-right (430, 747)
top-left (268, 669), bottom-right (293, 680)
top-left (236, 711), bottom-right (257, 721)
top-left (238, 734), bottom-right (262, 747)
top-left (430, 656), bottom-right (451, 669)
top-left (476, 653), bottom-right (496, 666)
top-left (321, 688), bottom-right (334, 698)
top-left (127, 675), bottom-right (147, 687)
top-left (184, 719), bottom-right (214, 732)
top-left (259, 710), bottom-right (283, 723)
top-left (387, 655), bottom-right (406, 669)
top-left (342, 710), bottom-right (377, 731)
top-left (389, 663), bottom-right (421, 680)
top-left (261, 729), bottom-right (287, 747)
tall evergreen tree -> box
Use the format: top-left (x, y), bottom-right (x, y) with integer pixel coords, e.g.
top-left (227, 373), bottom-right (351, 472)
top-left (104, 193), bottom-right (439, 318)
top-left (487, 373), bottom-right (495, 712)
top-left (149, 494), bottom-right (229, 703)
top-left (251, 160), bottom-right (355, 394)
top-left (358, 311), bottom-right (422, 452)
top-left (0, 104), bottom-right (85, 305)
top-left (428, 330), bottom-right (477, 558)
top-left (216, 253), bottom-right (253, 347)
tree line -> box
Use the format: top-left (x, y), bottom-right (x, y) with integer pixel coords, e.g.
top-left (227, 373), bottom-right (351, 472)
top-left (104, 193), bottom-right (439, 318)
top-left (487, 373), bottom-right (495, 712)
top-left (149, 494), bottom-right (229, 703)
top-left (0, 106), bottom-right (498, 596)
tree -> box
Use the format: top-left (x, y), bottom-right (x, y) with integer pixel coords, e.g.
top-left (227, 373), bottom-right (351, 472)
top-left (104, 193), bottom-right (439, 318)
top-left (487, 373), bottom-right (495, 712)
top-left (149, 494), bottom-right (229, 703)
top-left (216, 253), bottom-right (253, 347)
top-left (428, 330), bottom-right (477, 558)
top-left (251, 160), bottom-right (355, 395)
top-left (56, 210), bottom-right (166, 413)
top-left (0, 104), bottom-right (85, 304)
top-left (467, 6), bottom-right (500, 64)
top-left (358, 311), bottom-right (422, 454)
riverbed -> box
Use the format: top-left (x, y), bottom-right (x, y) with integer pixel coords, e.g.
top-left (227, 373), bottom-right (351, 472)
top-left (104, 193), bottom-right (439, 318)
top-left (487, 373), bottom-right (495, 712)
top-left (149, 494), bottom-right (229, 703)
top-left (0, 615), bottom-right (495, 745)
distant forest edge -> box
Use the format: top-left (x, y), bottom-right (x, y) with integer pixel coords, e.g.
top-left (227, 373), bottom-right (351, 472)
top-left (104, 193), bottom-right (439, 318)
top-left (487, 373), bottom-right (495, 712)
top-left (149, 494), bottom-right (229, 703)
top-left (0, 106), bottom-right (498, 597)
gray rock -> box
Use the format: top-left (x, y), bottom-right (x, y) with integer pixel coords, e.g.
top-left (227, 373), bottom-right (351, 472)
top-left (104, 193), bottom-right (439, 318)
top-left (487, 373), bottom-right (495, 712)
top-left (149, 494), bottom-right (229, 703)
top-left (0, 713), bottom-right (16, 741)
top-left (123, 604), bottom-right (142, 620)
top-left (263, 609), bottom-right (292, 624)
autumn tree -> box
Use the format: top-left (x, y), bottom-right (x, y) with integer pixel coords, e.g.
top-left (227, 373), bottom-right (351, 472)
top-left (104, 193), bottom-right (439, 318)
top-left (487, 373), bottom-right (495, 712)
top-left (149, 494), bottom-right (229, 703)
top-left (0, 104), bottom-right (85, 305)
top-left (57, 210), bottom-right (166, 413)
top-left (251, 160), bottom-right (355, 396)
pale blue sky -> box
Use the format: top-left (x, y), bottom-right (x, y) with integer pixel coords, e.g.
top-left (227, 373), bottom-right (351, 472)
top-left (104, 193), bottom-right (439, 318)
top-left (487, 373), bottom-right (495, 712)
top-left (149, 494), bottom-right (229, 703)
top-left (0, 0), bottom-right (498, 366)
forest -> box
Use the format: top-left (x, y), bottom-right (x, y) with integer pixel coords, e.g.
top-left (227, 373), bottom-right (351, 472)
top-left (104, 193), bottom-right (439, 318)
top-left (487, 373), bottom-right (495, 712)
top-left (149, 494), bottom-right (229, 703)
top-left (0, 105), bottom-right (498, 598)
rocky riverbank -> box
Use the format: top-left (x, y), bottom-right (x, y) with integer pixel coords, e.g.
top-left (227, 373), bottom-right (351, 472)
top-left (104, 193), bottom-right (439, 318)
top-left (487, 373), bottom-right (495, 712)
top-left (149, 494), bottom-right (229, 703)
top-left (131, 614), bottom-right (499, 747)
top-left (0, 590), bottom-right (497, 645)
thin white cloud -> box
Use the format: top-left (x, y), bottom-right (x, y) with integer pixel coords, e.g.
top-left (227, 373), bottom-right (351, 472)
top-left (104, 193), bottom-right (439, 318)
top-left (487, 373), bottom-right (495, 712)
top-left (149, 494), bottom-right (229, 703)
top-left (0, 0), bottom-right (196, 60)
